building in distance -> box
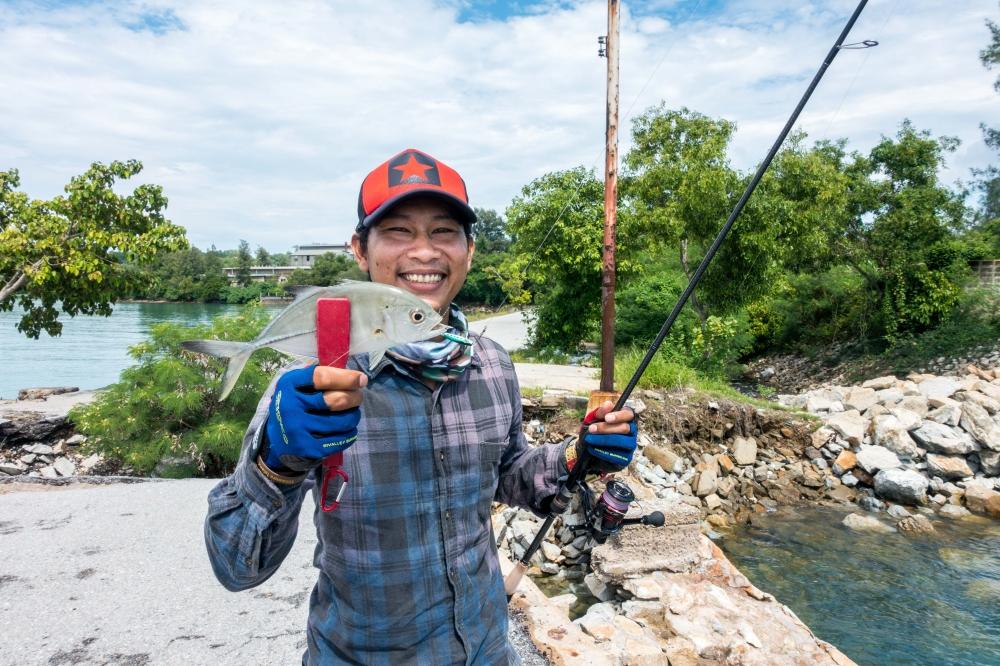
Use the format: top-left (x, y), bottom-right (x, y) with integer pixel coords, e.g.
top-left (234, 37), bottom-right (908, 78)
top-left (222, 242), bottom-right (353, 284)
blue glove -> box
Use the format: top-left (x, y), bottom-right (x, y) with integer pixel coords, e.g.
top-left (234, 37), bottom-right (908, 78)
top-left (573, 407), bottom-right (638, 474)
top-left (263, 367), bottom-right (361, 474)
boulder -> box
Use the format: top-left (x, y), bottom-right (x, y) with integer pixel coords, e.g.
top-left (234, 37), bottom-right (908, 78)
top-left (0, 413), bottom-right (71, 447)
top-left (938, 504), bottom-right (972, 519)
top-left (826, 410), bottom-right (867, 446)
top-left (924, 453), bottom-right (973, 480)
top-left (897, 514), bottom-right (935, 534)
top-left (889, 408), bottom-right (923, 431)
top-left (974, 380), bottom-right (1000, 402)
top-left (53, 456), bottom-right (75, 477)
top-left (16, 386), bottom-right (79, 400)
top-left (842, 513), bottom-right (894, 533)
top-left (874, 469), bottom-right (929, 506)
top-left (806, 394), bottom-right (840, 413)
top-left (833, 450), bottom-right (857, 475)
top-left (862, 376), bottom-right (898, 390)
top-left (645, 445), bottom-right (681, 473)
top-left (695, 468), bottom-right (718, 497)
top-left (856, 445), bottom-right (901, 475)
top-left (732, 437), bottom-right (757, 466)
top-left (811, 427), bottom-right (835, 449)
top-left (958, 402), bottom-right (1000, 451)
top-left (956, 390), bottom-right (1000, 415)
top-left (912, 421), bottom-right (978, 455)
top-left (917, 377), bottom-right (963, 401)
top-left (927, 404), bottom-right (962, 427)
top-left (963, 480), bottom-right (1000, 519)
top-left (896, 397), bottom-right (929, 418)
top-left (870, 415), bottom-right (920, 458)
top-left (977, 449), bottom-right (1000, 476)
top-left (843, 387), bottom-right (878, 412)
top-left (876, 388), bottom-right (905, 405)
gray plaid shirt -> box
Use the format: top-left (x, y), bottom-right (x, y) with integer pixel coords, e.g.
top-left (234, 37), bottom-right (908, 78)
top-left (205, 335), bottom-right (564, 665)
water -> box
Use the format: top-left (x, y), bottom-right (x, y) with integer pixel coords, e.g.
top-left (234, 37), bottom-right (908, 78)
top-left (719, 506), bottom-right (1000, 666)
top-left (0, 303), bottom-right (249, 399)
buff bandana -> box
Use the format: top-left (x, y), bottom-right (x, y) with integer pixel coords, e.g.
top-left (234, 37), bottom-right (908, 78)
top-left (386, 304), bottom-right (474, 383)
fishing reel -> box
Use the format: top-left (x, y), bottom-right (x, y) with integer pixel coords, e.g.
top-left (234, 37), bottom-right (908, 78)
top-left (574, 477), bottom-right (665, 544)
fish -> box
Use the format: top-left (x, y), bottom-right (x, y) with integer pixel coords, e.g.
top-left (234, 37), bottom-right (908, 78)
top-left (180, 280), bottom-right (444, 400)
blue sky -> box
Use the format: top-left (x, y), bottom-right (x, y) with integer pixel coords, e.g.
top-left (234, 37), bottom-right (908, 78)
top-left (1, 1), bottom-right (997, 251)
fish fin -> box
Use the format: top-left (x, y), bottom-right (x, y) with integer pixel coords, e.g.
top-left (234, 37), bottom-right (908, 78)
top-left (180, 340), bottom-right (256, 402)
top-left (180, 339), bottom-right (253, 359)
top-left (218, 346), bottom-right (256, 402)
top-left (369, 349), bottom-right (385, 370)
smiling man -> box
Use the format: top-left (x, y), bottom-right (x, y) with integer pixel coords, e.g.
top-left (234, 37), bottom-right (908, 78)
top-left (205, 148), bottom-right (639, 665)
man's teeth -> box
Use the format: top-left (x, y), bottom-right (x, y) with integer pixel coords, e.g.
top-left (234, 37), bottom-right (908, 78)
top-left (402, 274), bottom-right (443, 284)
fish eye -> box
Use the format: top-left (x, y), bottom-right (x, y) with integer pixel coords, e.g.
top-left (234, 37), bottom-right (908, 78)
top-left (410, 309), bottom-right (425, 324)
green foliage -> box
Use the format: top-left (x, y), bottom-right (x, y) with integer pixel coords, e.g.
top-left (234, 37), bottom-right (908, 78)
top-left (472, 207), bottom-right (511, 255)
top-left (235, 240), bottom-right (252, 287)
top-left (286, 252), bottom-right (365, 287)
top-left (615, 263), bottom-right (694, 345)
top-left (70, 305), bottom-right (282, 475)
top-left (255, 246), bottom-right (271, 266)
top-left (458, 250), bottom-right (507, 306)
top-left (0, 160), bottom-right (188, 337)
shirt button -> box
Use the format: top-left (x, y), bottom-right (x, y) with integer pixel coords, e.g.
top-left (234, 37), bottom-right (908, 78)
top-left (445, 511), bottom-right (452, 520)
top-left (439, 452), bottom-right (445, 461)
top-left (271, 499), bottom-right (281, 508)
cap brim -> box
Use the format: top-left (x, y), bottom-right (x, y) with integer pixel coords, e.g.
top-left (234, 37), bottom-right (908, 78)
top-left (357, 189), bottom-right (477, 232)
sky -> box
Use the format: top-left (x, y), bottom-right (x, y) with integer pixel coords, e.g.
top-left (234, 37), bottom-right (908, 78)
top-left (1, 0), bottom-right (997, 252)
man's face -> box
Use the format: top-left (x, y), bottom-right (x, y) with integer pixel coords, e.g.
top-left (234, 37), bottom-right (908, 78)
top-left (352, 196), bottom-right (474, 319)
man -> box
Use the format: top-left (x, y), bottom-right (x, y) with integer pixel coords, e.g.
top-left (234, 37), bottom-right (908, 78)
top-left (205, 148), bottom-right (638, 665)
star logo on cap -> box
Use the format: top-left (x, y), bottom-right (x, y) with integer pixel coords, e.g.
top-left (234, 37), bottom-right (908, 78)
top-left (388, 151), bottom-right (441, 187)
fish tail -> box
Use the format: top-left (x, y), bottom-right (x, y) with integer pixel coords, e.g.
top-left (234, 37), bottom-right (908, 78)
top-left (180, 340), bottom-right (256, 401)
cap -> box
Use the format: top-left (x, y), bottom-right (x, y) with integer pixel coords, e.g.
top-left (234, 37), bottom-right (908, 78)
top-left (356, 148), bottom-right (477, 232)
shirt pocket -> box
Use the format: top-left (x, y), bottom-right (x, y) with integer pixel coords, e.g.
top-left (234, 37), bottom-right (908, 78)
top-left (478, 440), bottom-right (505, 521)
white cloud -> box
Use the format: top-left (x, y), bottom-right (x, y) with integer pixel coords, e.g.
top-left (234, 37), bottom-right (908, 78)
top-left (0, 0), bottom-right (996, 251)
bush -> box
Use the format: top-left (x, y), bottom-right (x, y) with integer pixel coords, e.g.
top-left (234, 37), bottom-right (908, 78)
top-left (70, 305), bottom-right (283, 476)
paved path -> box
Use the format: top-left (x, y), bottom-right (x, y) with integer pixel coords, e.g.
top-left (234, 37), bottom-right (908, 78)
top-left (469, 310), bottom-right (530, 352)
top-left (0, 480), bottom-right (546, 665)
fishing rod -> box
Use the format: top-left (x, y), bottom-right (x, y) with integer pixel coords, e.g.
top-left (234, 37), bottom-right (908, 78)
top-left (505, 0), bottom-right (875, 597)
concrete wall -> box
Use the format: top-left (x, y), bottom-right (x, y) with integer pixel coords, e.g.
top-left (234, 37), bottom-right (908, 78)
top-left (973, 260), bottom-right (1000, 288)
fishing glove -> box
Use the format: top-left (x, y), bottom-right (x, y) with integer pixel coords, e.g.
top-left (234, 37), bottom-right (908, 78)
top-left (262, 367), bottom-right (361, 474)
top-left (567, 407), bottom-right (638, 475)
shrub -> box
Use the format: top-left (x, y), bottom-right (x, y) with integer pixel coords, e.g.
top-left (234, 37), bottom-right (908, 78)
top-left (70, 305), bottom-right (283, 476)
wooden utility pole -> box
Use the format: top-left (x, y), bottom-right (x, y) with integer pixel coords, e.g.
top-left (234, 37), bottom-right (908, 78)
top-left (598, 0), bottom-right (620, 395)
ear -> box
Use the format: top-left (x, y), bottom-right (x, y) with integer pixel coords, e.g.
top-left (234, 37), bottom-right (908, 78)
top-left (466, 236), bottom-right (475, 272)
top-left (351, 233), bottom-right (369, 272)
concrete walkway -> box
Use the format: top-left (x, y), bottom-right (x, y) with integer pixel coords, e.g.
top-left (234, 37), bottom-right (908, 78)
top-left (469, 310), bottom-right (530, 352)
top-left (0, 479), bottom-right (545, 665)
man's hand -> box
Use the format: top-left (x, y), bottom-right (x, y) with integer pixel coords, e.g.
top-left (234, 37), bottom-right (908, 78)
top-left (263, 366), bottom-right (367, 474)
top-left (567, 400), bottom-right (638, 474)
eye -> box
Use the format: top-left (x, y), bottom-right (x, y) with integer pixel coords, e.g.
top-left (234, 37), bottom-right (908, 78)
top-left (410, 309), bottom-right (425, 324)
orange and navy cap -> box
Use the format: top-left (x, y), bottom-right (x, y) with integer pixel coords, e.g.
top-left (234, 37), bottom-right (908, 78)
top-left (356, 148), bottom-right (477, 232)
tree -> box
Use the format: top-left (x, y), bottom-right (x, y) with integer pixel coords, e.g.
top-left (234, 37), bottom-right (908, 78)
top-left (971, 14), bottom-right (1000, 249)
top-left (0, 160), bottom-right (187, 337)
top-left (502, 167), bottom-right (641, 347)
top-left (235, 240), bottom-right (253, 287)
top-left (255, 245), bottom-right (272, 266)
top-left (472, 207), bottom-right (510, 254)
top-left (286, 252), bottom-right (364, 286)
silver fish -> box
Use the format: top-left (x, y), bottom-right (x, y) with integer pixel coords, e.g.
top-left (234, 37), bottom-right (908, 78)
top-left (181, 280), bottom-right (444, 400)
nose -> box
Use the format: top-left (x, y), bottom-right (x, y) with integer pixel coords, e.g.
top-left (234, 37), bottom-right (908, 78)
top-left (405, 229), bottom-right (440, 262)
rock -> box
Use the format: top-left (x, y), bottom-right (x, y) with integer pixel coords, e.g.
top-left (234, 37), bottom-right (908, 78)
top-left (65, 433), bottom-right (87, 446)
top-left (811, 427), bottom-right (835, 448)
top-left (897, 514), bottom-right (935, 534)
top-left (0, 461), bottom-right (26, 475)
top-left (826, 410), bottom-right (867, 446)
top-left (862, 375), bottom-right (898, 390)
top-left (841, 472), bottom-right (859, 487)
top-left (956, 390), bottom-right (1000, 415)
top-left (645, 445), bottom-right (680, 473)
top-left (732, 437), bottom-right (757, 466)
top-left (858, 495), bottom-right (884, 512)
top-left (716, 454), bottom-right (735, 476)
top-left (925, 453), bottom-right (974, 480)
top-left (622, 576), bottom-right (663, 601)
top-left (78, 453), bottom-right (103, 474)
top-left (917, 377), bottom-right (963, 401)
top-left (876, 387), bottom-right (905, 405)
top-left (39, 465), bottom-right (59, 479)
top-left (541, 541), bottom-right (562, 562)
top-left (927, 404), bottom-right (962, 427)
top-left (151, 454), bottom-right (198, 479)
top-left (584, 573), bottom-right (614, 602)
top-left (0, 413), bottom-right (70, 447)
top-left (856, 445), bottom-right (901, 475)
top-left (958, 402), bottom-right (1000, 451)
top-left (978, 449), bottom-right (1000, 476)
top-left (874, 469), bottom-right (929, 505)
top-left (16, 386), bottom-right (79, 400)
top-left (53, 457), bottom-right (75, 477)
top-left (896, 397), bottom-right (929, 418)
top-left (842, 513), bottom-right (895, 533)
top-left (703, 493), bottom-right (722, 510)
top-left (887, 504), bottom-right (911, 519)
top-left (870, 415), bottom-right (920, 458)
top-left (843, 387), bottom-right (878, 412)
top-left (963, 480), bottom-right (1000, 519)
top-left (912, 421), bottom-right (978, 455)
top-left (23, 443), bottom-right (54, 455)
top-left (806, 395), bottom-right (839, 413)
top-left (938, 504), bottom-right (972, 519)
top-left (758, 366), bottom-right (776, 381)
top-left (889, 407), bottom-right (923, 430)
top-left (695, 468), bottom-right (718, 497)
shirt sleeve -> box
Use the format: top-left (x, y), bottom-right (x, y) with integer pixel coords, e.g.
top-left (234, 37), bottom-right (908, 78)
top-left (493, 352), bottom-right (568, 515)
top-left (204, 367), bottom-right (312, 592)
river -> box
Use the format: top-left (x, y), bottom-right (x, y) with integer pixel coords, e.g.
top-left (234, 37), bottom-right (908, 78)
top-left (719, 506), bottom-right (1000, 666)
top-left (0, 302), bottom-right (264, 399)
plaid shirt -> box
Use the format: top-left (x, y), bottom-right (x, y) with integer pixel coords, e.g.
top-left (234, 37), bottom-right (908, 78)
top-left (205, 335), bottom-right (565, 665)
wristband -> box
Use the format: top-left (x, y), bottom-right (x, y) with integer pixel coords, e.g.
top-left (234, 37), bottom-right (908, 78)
top-left (256, 455), bottom-right (305, 486)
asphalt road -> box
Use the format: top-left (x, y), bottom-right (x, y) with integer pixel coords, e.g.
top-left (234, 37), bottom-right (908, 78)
top-left (469, 310), bottom-right (530, 352)
top-left (0, 480), bottom-right (546, 665)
